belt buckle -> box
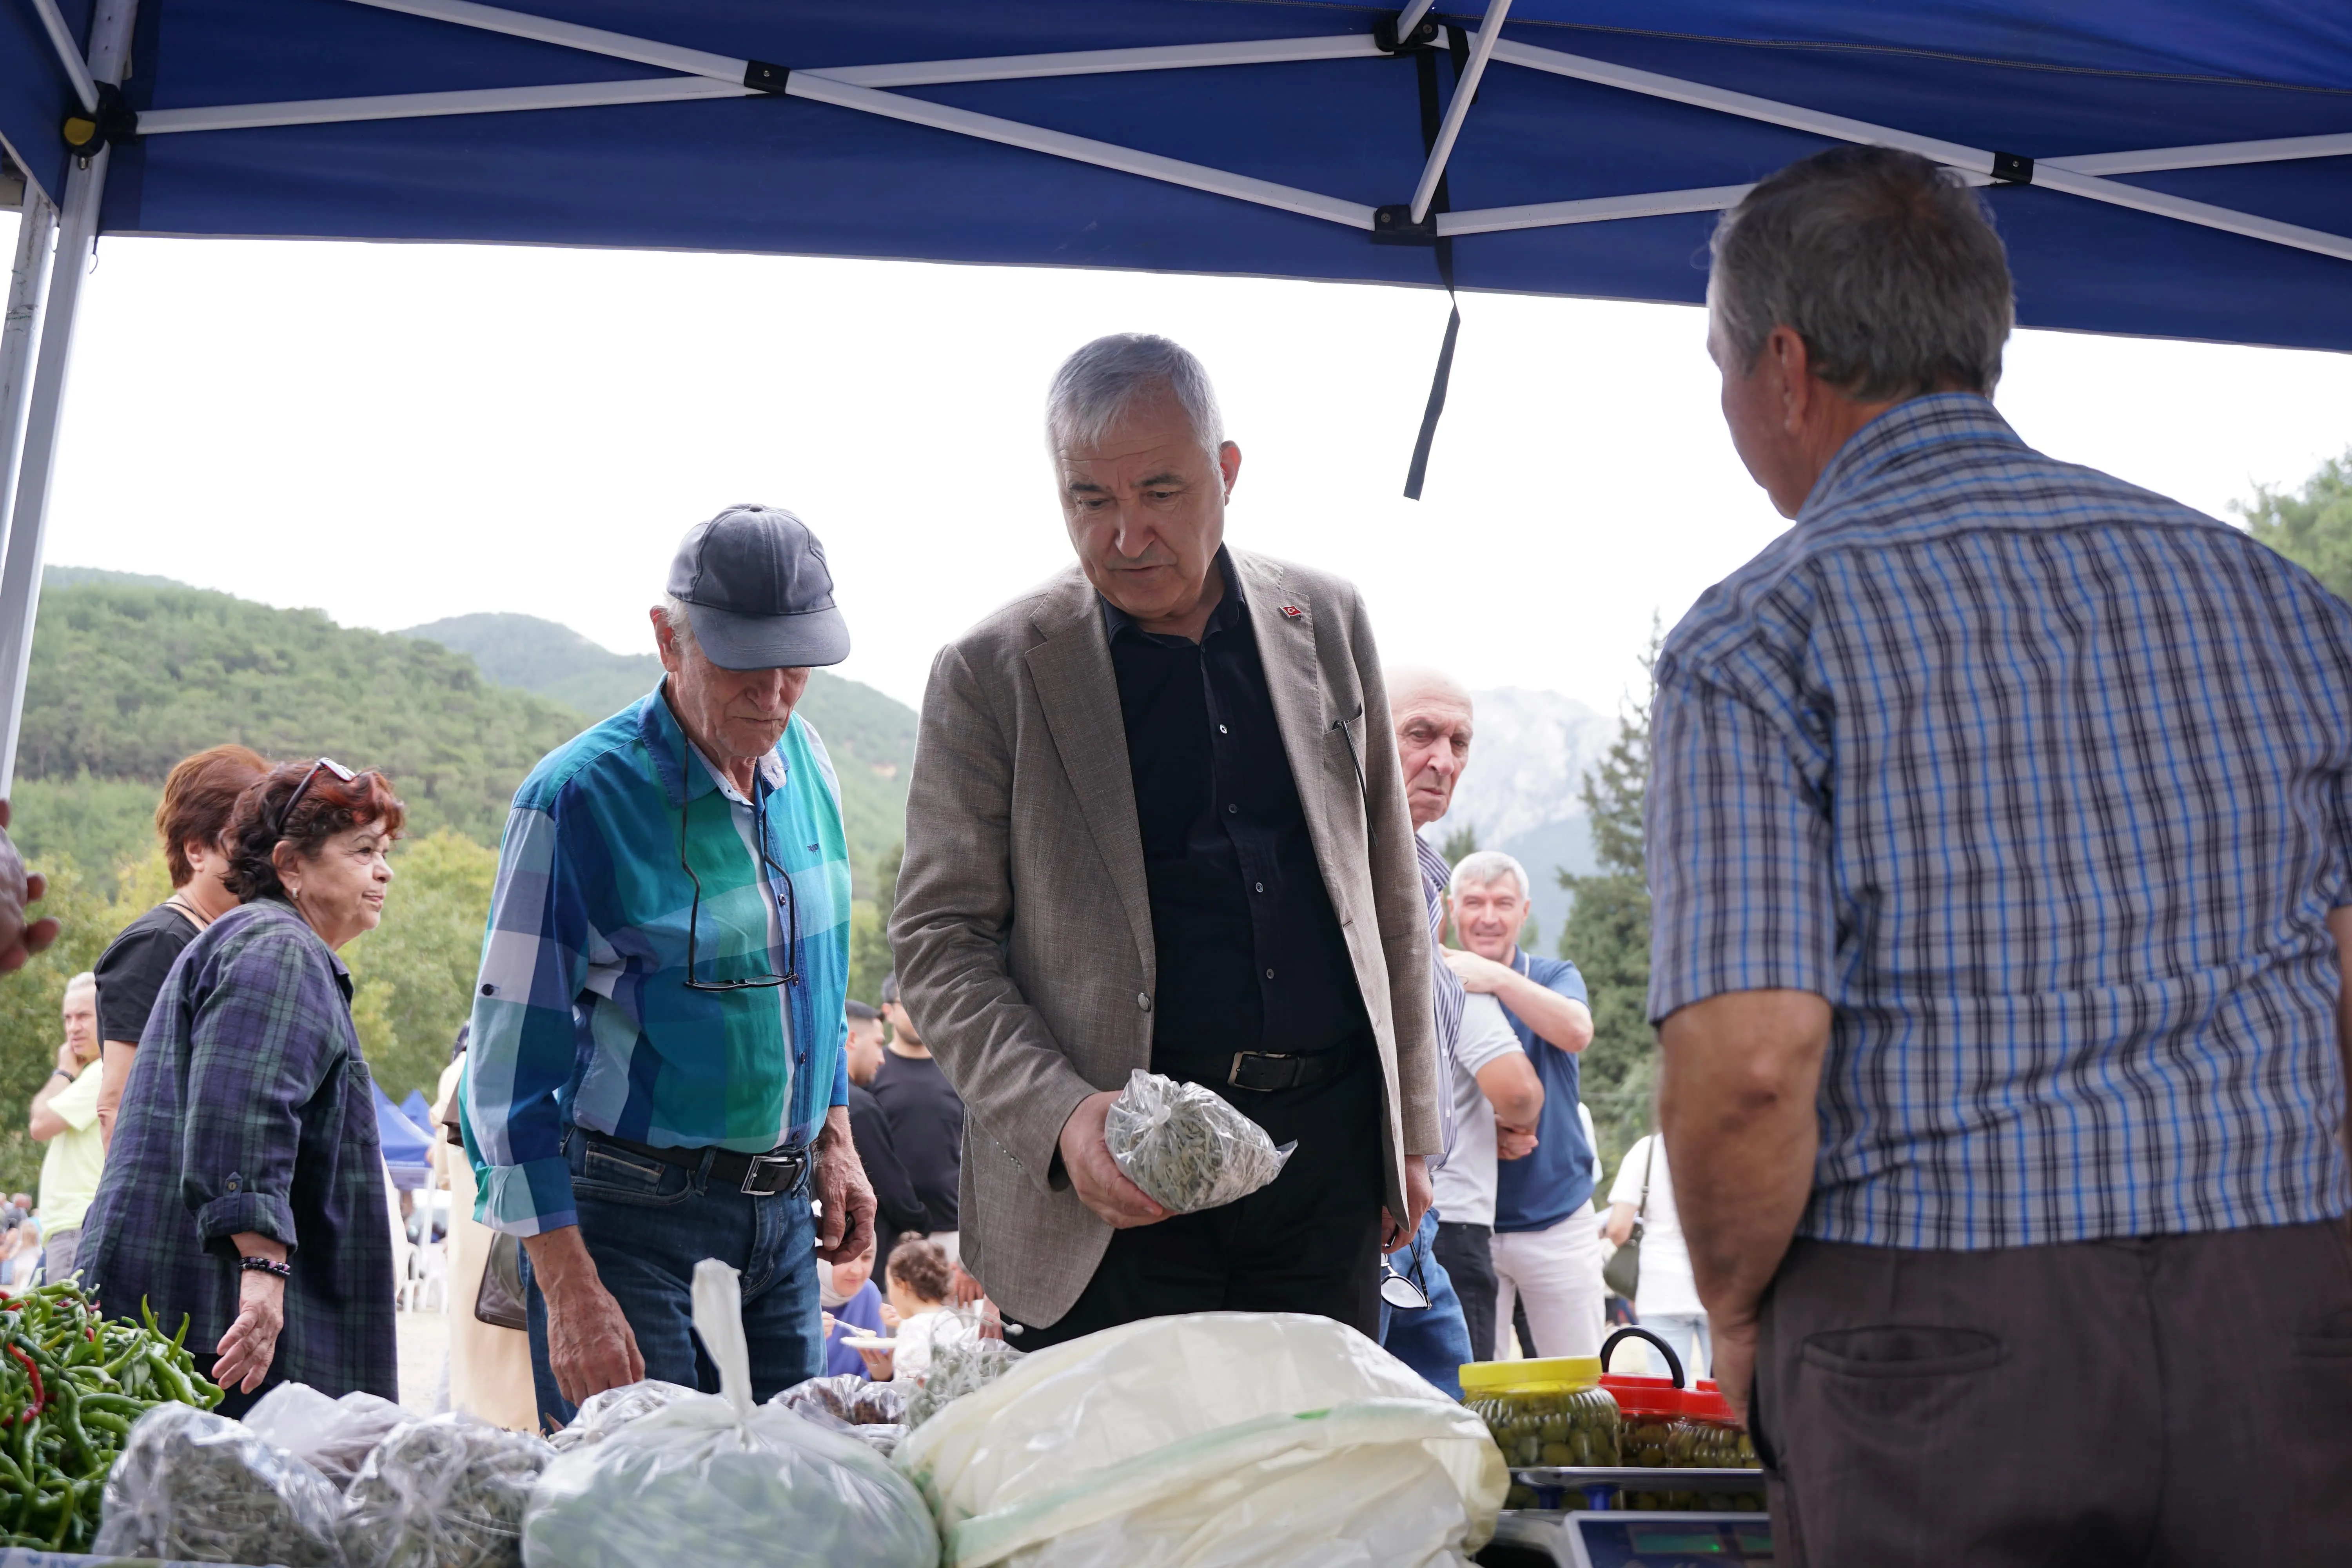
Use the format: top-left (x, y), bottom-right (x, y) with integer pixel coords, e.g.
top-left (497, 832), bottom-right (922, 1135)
top-left (740, 1151), bottom-right (802, 1197)
top-left (1227, 1052), bottom-right (1295, 1093)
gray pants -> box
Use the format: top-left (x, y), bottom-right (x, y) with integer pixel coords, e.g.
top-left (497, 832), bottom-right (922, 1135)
top-left (1754, 1222), bottom-right (2352, 1566)
top-left (41, 1227), bottom-right (78, 1287)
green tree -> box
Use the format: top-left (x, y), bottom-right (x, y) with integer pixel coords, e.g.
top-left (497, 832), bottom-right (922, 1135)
top-left (0, 859), bottom-right (141, 1192)
top-left (1559, 622), bottom-right (1661, 1180)
top-left (343, 829), bottom-right (501, 1099)
top-left (1439, 824), bottom-right (1479, 866)
top-left (848, 841), bottom-right (904, 1006)
top-left (2239, 449), bottom-right (2352, 600)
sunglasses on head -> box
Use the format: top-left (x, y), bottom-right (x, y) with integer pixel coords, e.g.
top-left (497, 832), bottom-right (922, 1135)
top-left (275, 758), bottom-right (357, 837)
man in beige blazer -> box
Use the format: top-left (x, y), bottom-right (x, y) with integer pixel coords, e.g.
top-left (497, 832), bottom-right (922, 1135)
top-left (891, 334), bottom-right (1441, 1343)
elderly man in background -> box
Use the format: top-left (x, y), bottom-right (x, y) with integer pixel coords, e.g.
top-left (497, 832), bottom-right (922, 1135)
top-left (30, 973), bottom-right (105, 1283)
top-left (893, 333), bottom-right (1439, 1346)
top-left (1383, 670), bottom-right (1543, 1379)
top-left (464, 505), bottom-right (875, 1423)
top-left (1651, 144), bottom-right (2352, 1564)
top-left (1447, 851), bottom-right (1599, 1356)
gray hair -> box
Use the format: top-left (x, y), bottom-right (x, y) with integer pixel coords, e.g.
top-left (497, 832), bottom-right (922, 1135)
top-left (655, 591), bottom-right (698, 648)
top-left (1045, 333), bottom-right (1227, 464)
top-left (62, 971), bottom-right (96, 1004)
top-left (1450, 849), bottom-right (1531, 902)
top-left (1709, 145), bottom-right (2015, 401)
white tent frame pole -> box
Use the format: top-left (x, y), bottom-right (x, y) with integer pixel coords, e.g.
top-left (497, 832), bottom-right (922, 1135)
top-left (1392, 1), bottom-right (1440, 38)
top-left (1409, 0), bottom-right (1512, 224)
top-left (2053, 131), bottom-right (2352, 177)
top-left (0, 186), bottom-right (59, 606)
top-left (0, 0), bottom-right (139, 793)
top-left (1492, 37), bottom-right (2352, 263)
top-left (345, 0), bottom-right (746, 82)
top-left (25, 0), bottom-right (100, 114)
top-left (136, 76), bottom-right (758, 136)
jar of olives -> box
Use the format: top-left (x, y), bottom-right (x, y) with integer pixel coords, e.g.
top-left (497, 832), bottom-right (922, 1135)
top-left (1458, 1356), bottom-right (1621, 1469)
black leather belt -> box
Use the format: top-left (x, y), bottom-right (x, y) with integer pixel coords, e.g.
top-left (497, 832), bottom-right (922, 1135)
top-left (1223, 1048), bottom-right (1350, 1093)
top-left (584, 1129), bottom-right (810, 1197)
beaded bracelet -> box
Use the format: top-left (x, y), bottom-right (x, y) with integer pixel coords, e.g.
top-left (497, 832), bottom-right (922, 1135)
top-left (238, 1255), bottom-right (292, 1281)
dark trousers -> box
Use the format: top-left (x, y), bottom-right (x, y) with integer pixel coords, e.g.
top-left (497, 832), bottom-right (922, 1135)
top-left (1754, 1221), bottom-right (2352, 1568)
top-left (1007, 1044), bottom-right (1385, 1349)
top-left (1434, 1220), bottom-right (1498, 1362)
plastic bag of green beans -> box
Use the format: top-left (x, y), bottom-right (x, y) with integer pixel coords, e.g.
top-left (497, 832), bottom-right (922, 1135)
top-left (93, 1403), bottom-right (347, 1566)
top-left (1103, 1070), bottom-right (1294, 1214)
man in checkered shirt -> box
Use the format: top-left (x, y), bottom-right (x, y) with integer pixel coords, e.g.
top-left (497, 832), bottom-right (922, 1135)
top-left (1650, 144), bottom-right (2352, 1563)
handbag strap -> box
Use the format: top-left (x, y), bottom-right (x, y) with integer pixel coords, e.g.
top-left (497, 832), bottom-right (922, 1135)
top-left (1635, 1136), bottom-right (1656, 1220)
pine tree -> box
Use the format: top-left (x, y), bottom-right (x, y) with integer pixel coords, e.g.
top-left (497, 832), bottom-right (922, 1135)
top-left (1559, 620), bottom-right (1661, 1175)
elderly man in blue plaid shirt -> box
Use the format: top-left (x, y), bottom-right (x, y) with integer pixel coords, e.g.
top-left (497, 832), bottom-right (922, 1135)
top-left (1650, 145), bottom-right (2352, 1564)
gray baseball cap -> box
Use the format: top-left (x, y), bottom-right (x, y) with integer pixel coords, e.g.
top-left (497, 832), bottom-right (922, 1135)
top-left (666, 504), bottom-right (851, 671)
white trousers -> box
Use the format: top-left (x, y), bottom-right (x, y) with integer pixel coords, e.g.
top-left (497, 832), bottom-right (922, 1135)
top-left (1490, 1203), bottom-right (1606, 1359)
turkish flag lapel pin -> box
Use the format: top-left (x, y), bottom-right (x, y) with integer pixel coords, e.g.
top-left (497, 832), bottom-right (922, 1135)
top-left (1279, 605), bottom-right (1304, 619)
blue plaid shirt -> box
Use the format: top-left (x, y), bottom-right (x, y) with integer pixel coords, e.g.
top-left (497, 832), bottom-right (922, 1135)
top-left (1648, 393), bottom-right (2352, 1250)
top-left (464, 685), bottom-right (853, 1237)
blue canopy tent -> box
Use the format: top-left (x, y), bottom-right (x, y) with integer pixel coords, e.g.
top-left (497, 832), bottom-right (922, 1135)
top-left (373, 1079), bottom-right (435, 1191)
top-left (0, 1), bottom-right (2346, 783)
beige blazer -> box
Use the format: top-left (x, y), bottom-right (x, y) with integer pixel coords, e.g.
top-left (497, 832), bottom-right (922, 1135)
top-left (890, 548), bottom-right (1440, 1328)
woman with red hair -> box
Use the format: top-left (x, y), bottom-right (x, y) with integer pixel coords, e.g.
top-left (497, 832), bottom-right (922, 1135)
top-left (80, 759), bottom-right (404, 1412)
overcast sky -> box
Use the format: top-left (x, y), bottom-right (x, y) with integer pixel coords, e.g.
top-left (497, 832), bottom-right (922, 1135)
top-left (10, 219), bottom-right (2352, 717)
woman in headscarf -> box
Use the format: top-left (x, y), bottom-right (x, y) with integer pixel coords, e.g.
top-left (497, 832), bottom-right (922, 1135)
top-left (82, 759), bottom-right (403, 1414)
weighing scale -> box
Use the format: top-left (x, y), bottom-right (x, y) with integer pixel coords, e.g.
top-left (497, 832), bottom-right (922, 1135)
top-left (1475, 1467), bottom-right (1770, 1568)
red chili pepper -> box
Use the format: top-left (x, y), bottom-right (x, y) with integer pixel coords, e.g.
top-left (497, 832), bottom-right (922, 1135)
top-left (7, 1342), bottom-right (45, 1423)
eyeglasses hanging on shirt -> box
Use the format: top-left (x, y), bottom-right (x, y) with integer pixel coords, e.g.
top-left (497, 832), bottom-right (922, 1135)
top-left (675, 735), bottom-right (800, 992)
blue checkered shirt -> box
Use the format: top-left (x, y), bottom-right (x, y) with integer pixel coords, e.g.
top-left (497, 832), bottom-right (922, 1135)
top-left (1648, 393), bottom-right (2352, 1250)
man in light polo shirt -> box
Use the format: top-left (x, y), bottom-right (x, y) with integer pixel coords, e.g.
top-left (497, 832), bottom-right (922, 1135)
top-left (1447, 852), bottom-right (1600, 1357)
top-left (31, 973), bottom-right (105, 1283)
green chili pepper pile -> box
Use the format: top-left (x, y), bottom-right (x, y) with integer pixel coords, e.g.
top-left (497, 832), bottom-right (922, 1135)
top-left (0, 1281), bottom-right (223, 1550)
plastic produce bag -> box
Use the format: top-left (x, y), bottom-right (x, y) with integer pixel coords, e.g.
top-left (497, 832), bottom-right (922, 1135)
top-left (342, 1412), bottom-right (554, 1568)
top-left (545, 1379), bottom-right (698, 1452)
top-left (94, 1403), bottom-right (348, 1566)
top-left (902, 1336), bottom-right (1024, 1431)
top-left (895, 1312), bottom-right (1506, 1568)
top-left (1102, 1069), bottom-right (1294, 1213)
top-left (246, 1382), bottom-right (412, 1489)
top-left (770, 1372), bottom-right (907, 1427)
top-left (522, 1259), bottom-right (940, 1568)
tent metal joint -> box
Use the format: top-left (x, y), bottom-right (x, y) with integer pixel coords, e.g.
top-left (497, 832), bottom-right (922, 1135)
top-left (61, 81), bottom-right (140, 159)
top-left (742, 60), bottom-right (788, 94)
top-left (1371, 202), bottom-right (1439, 243)
top-left (1990, 151), bottom-right (2034, 185)
top-left (1371, 10), bottom-right (1443, 56)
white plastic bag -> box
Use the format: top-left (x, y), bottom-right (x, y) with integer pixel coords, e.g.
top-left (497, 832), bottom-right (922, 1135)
top-left (894, 1312), bottom-right (1506, 1568)
top-left (545, 1378), bottom-right (698, 1452)
top-left (93, 1403), bottom-right (349, 1566)
top-left (245, 1382), bottom-right (412, 1489)
top-left (341, 1412), bottom-right (554, 1568)
top-left (1102, 1069), bottom-right (1294, 1213)
top-left (521, 1259), bottom-right (940, 1568)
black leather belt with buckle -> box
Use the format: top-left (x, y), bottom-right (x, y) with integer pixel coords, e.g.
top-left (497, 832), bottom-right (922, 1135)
top-left (586, 1129), bottom-right (811, 1196)
top-left (1225, 1049), bottom-right (1348, 1093)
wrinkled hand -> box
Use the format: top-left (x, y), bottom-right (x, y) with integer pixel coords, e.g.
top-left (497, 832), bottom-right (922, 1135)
top-left (813, 1105), bottom-right (877, 1266)
top-left (1058, 1091), bottom-right (1169, 1229)
top-left (1441, 946), bottom-right (1514, 995)
top-left (0, 805), bottom-right (59, 976)
top-left (213, 1270), bottom-right (286, 1394)
top-left (1713, 1315), bottom-right (1759, 1426)
top-left (526, 1227), bottom-right (645, 1408)
top-left (1496, 1122), bottom-right (1539, 1160)
top-left (1380, 1155), bottom-right (1433, 1255)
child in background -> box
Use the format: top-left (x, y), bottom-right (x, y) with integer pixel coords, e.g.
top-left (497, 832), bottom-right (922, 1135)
top-left (856, 1238), bottom-right (971, 1385)
top-left (820, 1250), bottom-right (888, 1379)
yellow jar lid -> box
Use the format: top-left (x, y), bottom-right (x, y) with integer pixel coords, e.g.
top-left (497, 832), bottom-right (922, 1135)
top-left (1458, 1356), bottom-right (1603, 1394)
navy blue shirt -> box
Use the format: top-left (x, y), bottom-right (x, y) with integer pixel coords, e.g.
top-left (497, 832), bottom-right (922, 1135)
top-left (1493, 949), bottom-right (1595, 1232)
top-left (1104, 550), bottom-right (1366, 1060)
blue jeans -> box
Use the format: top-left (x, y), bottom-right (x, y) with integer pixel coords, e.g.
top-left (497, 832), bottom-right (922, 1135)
top-left (521, 1128), bottom-right (826, 1428)
top-left (1378, 1209), bottom-right (1474, 1401)
top-left (1638, 1311), bottom-right (1712, 1381)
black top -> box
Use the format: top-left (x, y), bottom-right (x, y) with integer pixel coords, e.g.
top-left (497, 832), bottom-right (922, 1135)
top-left (848, 1079), bottom-right (927, 1261)
top-left (869, 1051), bottom-right (964, 1232)
top-left (93, 902), bottom-right (203, 1045)
top-left (1104, 550), bottom-right (1365, 1059)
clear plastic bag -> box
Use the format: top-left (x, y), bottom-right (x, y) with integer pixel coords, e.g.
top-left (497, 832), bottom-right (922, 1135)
top-left (895, 1311), bottom-right (1506, 1568)
top-left (1102, 1069), bottom-right (1294, 1213)
top-left (902, 1336), bottom-right (1023, 1431)
top-left (770, 1372), bottom-right (907, 1427)
top-left (545, 1379), bottom-right (699, 1452)
top-left (521, 1259), bottom-right (940, 1568)
top-left (93, 1402), bottom-right (349, 1566)
top-left (246, 1382), bottom-right (412, 1489)
top-left (341, 1412), bottom-right (554, 1568)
